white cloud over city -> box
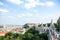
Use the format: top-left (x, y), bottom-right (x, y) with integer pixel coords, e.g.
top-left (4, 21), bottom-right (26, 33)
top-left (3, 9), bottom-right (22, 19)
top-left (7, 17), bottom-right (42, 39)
top-left (6, 0), bottom-right (55, 9)
top-left (7, 0), bottom-right (23, 5)
top-left (0, 0), bottom-right (60, 25)
top-left (24, 0), bottom-right (55, 9)
top-left (0, 9), bottom-right (8, 13)
top-left (45, 1), bottom-right (54, 6)
top-left (0, 2), bottom-right (4, 6)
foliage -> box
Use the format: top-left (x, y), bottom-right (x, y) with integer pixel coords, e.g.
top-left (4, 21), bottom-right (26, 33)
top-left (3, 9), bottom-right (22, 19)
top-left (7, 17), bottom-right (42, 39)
top-left (47, 23), bottom-right (51, 27)
top-left (23, 24), bottom-right (29, 29)
top-left (25, 28), bottom-right (39, 35)
top-left (57, 17), bottom-right (60, 31)
top-left (0, 36), bottom-right (4, 40)
top-left (24, 27), bottom-right (48, 40)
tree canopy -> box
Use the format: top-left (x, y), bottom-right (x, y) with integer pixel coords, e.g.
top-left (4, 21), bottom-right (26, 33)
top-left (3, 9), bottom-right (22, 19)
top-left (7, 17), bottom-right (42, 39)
top-left (56, 17), bottom-right (60, 31)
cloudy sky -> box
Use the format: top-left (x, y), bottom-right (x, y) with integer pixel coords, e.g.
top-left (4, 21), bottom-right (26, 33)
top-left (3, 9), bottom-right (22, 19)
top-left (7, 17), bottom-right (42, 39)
top-left (0, 0), bottom-right (60, 25)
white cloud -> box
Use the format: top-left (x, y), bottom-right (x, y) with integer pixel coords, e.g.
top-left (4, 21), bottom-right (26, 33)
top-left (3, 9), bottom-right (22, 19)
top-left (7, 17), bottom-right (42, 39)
top-left (39, 3), bottom-right (45, 6)
top-left (0, 9), bottom-right (8, 13)
top-left (1, 13), bottom-right (33, 19)
top-left (7, 0), bottom-right (23, 5)
top-left (24, 3), bottom-right (32, 9)
top-left (7, 16), bottom-right (15, 18)
top-left (0, 2), bottom-right (4, 6)
top-left (26, 0), bottom-right (39, 3)
top-left (17, 14), bottom-right (25, 18)
top-left (24, 0), bottom-right (40, 9)
top-left (21, 12), bottom-right (59, 24)
top-left (1, 14), bottom-right (16, 19)
top-left (26, 13), bottom-right (33, 16)
top-left (4, 16), bottom-right (15, 18)
top-left (24, 0), bottom-right (55, 9)
top-left (45, 1), bottom-right (54, 6)
top-left (17, 13), bottom-right (33, 18)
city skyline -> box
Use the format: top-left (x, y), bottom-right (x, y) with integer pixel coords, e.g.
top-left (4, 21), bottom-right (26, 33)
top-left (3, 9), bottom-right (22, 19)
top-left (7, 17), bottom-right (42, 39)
top-left (0, 0), bottom-right (60, 25)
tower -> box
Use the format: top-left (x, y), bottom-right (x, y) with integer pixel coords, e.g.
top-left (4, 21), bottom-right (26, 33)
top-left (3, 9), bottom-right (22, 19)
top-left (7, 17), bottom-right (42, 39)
top-left (40, 23), bottom-right (44, 27)
top-left (49, 19), bottom-right (55, 30)
top-left (51, 19), bottom-right (53, 25)
top-left (46, 23), bottom-right (48, 27)
top-left (48, 19), bottom-right (58, 40)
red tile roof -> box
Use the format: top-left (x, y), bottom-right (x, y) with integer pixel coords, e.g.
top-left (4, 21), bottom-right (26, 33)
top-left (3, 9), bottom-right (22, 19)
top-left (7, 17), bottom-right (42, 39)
top-left (0, 32), bottom-right (7, 34)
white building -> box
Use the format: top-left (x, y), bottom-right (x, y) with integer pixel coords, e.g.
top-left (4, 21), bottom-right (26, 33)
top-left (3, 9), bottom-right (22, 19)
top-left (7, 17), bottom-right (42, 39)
top-left (35, 23), bottom-right (49, 34)
top-left (31, 19), bottom-right (60, 40)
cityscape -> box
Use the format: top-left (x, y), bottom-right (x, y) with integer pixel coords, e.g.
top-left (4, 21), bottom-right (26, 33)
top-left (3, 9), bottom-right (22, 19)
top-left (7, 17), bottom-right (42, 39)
top-left (0, 0), bottom-right (60, 40)
top-left (0, 17), bottom-right (60, 40)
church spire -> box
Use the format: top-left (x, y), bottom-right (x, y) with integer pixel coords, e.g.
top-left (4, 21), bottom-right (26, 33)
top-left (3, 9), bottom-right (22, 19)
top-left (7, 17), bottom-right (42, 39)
top-left (51, 19), bottom-right (53, 25)
top-left (46, 23), bottom-right (48, 27)
top-left (41, 23), bottom-right (44, 27)
top-left (49, 19), bottom-right (55, 30)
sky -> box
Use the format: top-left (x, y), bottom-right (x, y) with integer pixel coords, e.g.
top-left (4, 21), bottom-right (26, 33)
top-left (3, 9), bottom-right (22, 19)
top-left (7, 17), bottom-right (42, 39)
top-left (0, 0), bottom-right (60, 25)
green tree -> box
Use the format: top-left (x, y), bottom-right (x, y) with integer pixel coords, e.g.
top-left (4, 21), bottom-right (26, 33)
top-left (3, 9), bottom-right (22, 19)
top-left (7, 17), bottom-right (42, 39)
top-left (5, 32), bottom-right (14, 40)
top-left (27, 33), bottom-right (33, 38)
top-left (18, 34), bottom-right (23, 40)
top-left (25, 28), bottom-right (39, 35)
top-left (39, 33), bottom-right (48, 40)
top-left (0, 36), bottom-right (4, 40)
top-left (47, 23), bottom-right (50, 27)
top-left (57, 17), bottom-right (60, 31)
top-left (23, 24), bottom-right (29, 29)
top-left (4, 36), bottom-right (9, 40)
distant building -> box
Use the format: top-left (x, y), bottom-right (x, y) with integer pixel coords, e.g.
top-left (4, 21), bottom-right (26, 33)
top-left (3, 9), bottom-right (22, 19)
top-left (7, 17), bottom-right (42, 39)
top-left (27, 23), bottom-right (40, 28)
top-left (11, 28), bottom-right (26, 34)
top-left (0, 32), bottom-right (7, 36)
top-left (0, 25), bottom-right (25, 36)
top-left (27, 19), bottom-right (60, 40)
